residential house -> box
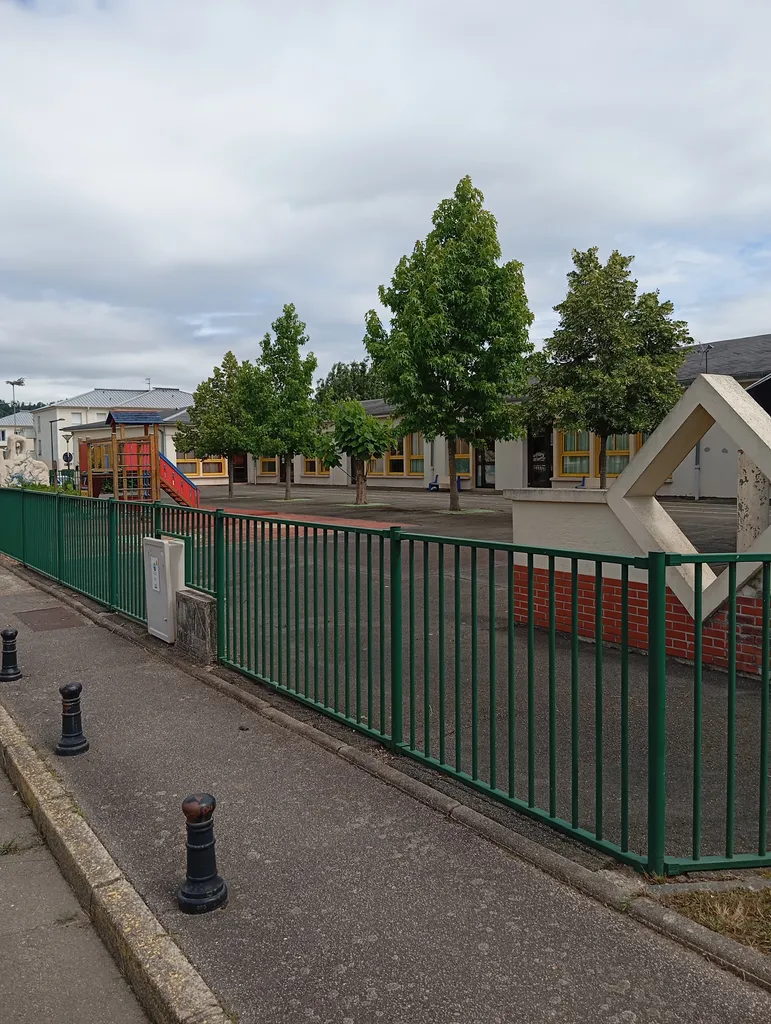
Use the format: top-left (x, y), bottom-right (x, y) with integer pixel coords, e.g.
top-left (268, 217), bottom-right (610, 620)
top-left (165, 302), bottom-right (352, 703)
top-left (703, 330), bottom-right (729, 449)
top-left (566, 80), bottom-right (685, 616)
top-left (0, 411), bottom-right (36, 451)
top-left (36, 387), bottom-right (194, 473)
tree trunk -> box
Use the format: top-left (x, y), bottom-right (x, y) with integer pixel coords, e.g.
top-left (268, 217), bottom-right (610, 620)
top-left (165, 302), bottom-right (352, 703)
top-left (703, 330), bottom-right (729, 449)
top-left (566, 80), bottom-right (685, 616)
top-left (598, 435), bottom-right (607, 489)
top-left (284, 454), bottom-right (292, 499)
top-left (448, 437), bottom-right (460, 511)
top-left (228, 457), bottom-right (234, 498)
top-left (355, 459), bottom-right (367, 505)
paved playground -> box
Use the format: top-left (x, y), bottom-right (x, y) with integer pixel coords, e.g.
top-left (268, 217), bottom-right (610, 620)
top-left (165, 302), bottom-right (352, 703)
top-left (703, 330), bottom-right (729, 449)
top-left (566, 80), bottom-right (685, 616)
top-left (199, 484), bottom-right (740, 551)
top-left (2, 563), bottom-right (770, 1022)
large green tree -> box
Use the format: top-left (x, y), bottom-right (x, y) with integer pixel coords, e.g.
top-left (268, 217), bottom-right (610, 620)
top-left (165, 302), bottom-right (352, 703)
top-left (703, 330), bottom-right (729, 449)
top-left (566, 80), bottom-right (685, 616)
top-left (522, 248), bottom-right (690, 487)
top-left (315, 358), bottom-right (383, 408)
top-left (364, 175), bottom-right (533, 509)
top-left (257, 303), bottom-right (319, 499)
top-left (174, 351), bottom-right (264, 497)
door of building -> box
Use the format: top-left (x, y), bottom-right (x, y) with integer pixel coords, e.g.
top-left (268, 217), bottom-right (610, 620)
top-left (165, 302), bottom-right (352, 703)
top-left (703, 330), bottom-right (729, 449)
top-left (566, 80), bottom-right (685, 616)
top-left (279, 456), bottom-right (295, 484)
top-left (475, 447), bottom-right (496, 488)
top-left (527, 432), bottom-right (553, 488)
top-left (231, 452), bottom-right (248, 483)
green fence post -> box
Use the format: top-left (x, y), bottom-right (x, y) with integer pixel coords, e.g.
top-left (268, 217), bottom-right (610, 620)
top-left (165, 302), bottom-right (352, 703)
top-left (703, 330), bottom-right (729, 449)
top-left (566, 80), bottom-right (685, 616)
top-left (20, 487), bottom-right (26, 565)
top-left (647, 550), bottom-right (667, 876)
top-left (153, 500), bottom-right (163, 538)
top-left (108, 497), bottom-right (119, 610)
top-left (389, 526), bottom-right (403, 750)
top-left (55, 492), bottom-right (64, 583)
top-left (215, 510), bottom-right (226, 660)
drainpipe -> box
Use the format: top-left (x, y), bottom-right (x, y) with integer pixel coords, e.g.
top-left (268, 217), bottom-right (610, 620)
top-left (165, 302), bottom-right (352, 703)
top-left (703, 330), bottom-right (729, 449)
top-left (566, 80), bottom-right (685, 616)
top-left (694, 440), bottom-right (701, 502)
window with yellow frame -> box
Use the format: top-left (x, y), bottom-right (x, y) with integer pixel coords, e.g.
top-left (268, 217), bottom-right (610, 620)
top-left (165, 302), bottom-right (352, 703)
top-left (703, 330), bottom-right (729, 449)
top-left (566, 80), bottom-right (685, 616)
top-left (369, 436), bottom-right (411, 477)
top-left (407, 432), bottom-right (424, 476)
top-left (303, 457), bottom-right (329, 476)
top-left (454, 438), bottom-right (471, 476)
top-left (259, 457), bottom-right (277, 475)
top-left (558, 431), bottom-right (590, 476)
top-left (595, 434), bottom-right (631, 478)
top-left (176, 452), bottom-right (227, 477)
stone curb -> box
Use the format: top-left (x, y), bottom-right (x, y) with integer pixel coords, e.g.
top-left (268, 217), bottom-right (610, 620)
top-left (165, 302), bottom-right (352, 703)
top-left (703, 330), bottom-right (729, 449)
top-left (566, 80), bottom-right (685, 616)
top-left (0, 704), bottom-right (229, 1024)
top-left (5, 559), bottom-right (771, 994)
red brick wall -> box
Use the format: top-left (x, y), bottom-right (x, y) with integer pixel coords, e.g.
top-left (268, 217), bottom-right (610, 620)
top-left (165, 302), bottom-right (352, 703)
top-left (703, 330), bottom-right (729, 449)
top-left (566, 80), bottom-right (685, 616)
top-left (512, 566), bottom-right (765, 675)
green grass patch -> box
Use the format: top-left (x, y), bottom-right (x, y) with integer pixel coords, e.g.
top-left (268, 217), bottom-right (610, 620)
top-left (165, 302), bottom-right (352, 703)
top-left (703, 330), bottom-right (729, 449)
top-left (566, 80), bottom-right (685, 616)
top-left (662, 887), bottom-right (771, 956)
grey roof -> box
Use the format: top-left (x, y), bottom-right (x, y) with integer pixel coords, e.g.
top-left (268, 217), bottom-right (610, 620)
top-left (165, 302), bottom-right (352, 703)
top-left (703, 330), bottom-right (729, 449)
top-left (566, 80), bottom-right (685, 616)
top-left (39, 387), bottom-right (194, 411)
top-left (120, 389), bottom-right (194, 408)
top-left (106, 410), bottom-right (167, 425)
top-left (0, 411), bottom-right (34, 427)
top-left (165, 409), bottom-right (190, 424)
top-left (678, 333), bottom-right (771, 383)
top-left (64, 420), bottom-right (107, 432)
top-left (361, 398), bottom-right (394, 417)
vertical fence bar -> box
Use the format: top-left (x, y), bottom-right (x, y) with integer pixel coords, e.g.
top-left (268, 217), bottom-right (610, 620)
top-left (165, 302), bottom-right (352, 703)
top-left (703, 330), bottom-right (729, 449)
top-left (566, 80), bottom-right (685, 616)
top-left (246, 522), bottom-right (253, 674)
top-left (367, 534), bottom-right (373, 725)
top-left (323, 530), bottom-right (329, 707)
top-left (471, 548), bottom-right (478, 780)
top-left (409, 539), bottom-right (416, 747)
top-left (726, 561), bottom-right (737, 859)
top-left (333, 531), bottom-right (339, 711)
top-left (620, 563), bottom-right (630, 853)
top-left (238, 519), bottom-right (245, 669)
top-left (507, 551), bottom-right (515, 798)
top-left (389, 527), bottom-right (403, 750)
top-left (215, 510), bottom-right (225, 660)
top-left (277, 523), bottom-right (283, 686)
top-left (356, 535), bottom-right (362, 722)
top-left (260, 522), bottom-right (267, 678)
top-left (571, 559), bottom-right (579, 828)
top-left (594, 562), bottom-right (604, 840)
top-left (295, 526), bottom-right (300, 694)
top-left (269, 523), bottom-right (275, 681)
top-left (313, 528), bottom-right (319, 703)
top-left (55, 493), bottom-right (63, 582)
top-left (527, 553), bottom-right (535, 808)
top-left (760, 562), bottom-right (770, 856)
top-left (438, 543), bottom-right (446, 765)
top-left (647, 551), bottom-right (667, 877)
top-left (489, 549), bottom-right (497, 790)
top-left (108, 498), bottom-right (118, 611)
top-left (344, 532), bottom-right (350, 715)
top-left (285, 524), bottom-right (291, 690)
top-left (548, 555), bottom-right (556, 816)
top-left (379, 536), bottom-right (385, 733)
top-left (424, 542), bottom-right (431, 758)
top-left (692, 562), bottom-right (703, 861)
top-left (455, 545), bottom-right (462, 772)
top-left (303, 528), bottom-right (310, 697)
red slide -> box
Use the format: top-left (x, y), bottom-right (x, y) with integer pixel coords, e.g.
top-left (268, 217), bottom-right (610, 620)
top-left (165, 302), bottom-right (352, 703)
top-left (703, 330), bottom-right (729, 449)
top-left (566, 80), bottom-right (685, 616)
top-left (159, 453), bottom-right (201, 508)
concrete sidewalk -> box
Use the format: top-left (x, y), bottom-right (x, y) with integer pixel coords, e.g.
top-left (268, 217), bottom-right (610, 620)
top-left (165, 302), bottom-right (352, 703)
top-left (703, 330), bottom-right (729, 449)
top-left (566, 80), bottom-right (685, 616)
top-left (2, 567), bottom-right (771, 1023)
top-left (0, 761), bottom-right (147, 1023)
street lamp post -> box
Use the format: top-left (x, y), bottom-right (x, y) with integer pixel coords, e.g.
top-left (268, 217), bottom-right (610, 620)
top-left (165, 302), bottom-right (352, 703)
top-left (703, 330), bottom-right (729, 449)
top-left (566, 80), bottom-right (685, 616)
top-left (50, 418), bottom-right (65, 479)
top-left (5, 377), bottom-right (25, 435)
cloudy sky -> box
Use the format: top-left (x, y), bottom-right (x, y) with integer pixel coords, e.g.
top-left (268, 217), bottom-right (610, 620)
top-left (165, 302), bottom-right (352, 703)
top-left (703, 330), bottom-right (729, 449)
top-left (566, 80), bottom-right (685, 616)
top-left (1, 0), bottom-right (770, 405)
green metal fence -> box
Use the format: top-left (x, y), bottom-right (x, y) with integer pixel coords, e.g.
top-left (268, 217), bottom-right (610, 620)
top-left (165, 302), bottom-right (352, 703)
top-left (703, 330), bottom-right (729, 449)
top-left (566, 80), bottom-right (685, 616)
top-left (1, 486), bottom-right (770, 876)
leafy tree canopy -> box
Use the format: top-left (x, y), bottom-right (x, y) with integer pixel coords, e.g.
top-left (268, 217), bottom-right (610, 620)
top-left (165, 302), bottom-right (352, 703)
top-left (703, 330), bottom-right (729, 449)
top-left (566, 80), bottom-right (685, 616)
top-left (521, 247), bottom-right (690, 484)
top-left (315, 359), bottom-right (384, 408)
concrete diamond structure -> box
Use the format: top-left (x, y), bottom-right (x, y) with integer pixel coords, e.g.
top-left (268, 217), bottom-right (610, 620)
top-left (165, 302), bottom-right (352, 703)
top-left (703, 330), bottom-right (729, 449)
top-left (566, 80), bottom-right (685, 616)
top-left (607, 374), bottom-right (771, 619)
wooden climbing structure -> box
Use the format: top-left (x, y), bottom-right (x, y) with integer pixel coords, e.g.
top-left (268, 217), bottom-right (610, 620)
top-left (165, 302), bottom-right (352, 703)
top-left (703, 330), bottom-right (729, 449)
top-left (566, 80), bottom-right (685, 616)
top-left (78, 412), bottom-right (200, 507)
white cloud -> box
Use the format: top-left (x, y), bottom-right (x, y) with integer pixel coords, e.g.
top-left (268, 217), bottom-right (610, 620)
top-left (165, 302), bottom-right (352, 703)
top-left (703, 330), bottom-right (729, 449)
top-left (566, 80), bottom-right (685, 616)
top-left (1, 0), bottom-right (770, 402)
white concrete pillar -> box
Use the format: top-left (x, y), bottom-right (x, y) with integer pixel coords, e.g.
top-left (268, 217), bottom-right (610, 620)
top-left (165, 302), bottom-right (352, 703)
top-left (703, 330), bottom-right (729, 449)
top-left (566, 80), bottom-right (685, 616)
top-left (737, 450), bottom-right (769, 552)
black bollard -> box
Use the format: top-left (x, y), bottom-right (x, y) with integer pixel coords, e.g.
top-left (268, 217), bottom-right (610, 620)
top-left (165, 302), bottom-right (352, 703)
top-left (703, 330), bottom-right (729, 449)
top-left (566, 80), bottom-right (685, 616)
top-left (0, 628), bottom-right (21, 682)
top-left (178, 793), bottom-right (228, 914)
top-left (55, 683), bottom-right (89, 756)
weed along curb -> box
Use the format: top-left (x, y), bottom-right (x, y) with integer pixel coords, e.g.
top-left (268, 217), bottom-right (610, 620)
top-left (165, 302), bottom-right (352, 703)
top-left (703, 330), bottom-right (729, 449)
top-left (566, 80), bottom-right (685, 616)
top-left (5, 558), bottom-right (771, 996)
top-left (0, 703), bottom-right (229, 1024)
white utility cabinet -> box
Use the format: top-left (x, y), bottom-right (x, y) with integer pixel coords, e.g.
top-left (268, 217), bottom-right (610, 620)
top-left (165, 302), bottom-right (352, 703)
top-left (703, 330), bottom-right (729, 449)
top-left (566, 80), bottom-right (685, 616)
top-left (143, 536), bottom-right (185, 643)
